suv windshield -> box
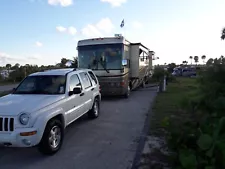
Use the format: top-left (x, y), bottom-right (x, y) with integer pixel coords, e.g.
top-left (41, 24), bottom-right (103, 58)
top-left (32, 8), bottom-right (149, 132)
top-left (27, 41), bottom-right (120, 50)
top-left (13, 75), bottom-right (66, 95)
top-left (78, 43), bottom-right (123, 70)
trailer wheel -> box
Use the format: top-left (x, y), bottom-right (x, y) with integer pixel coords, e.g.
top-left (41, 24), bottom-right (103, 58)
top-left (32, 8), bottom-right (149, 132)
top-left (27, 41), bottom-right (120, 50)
top-left (141, 78), bottom-right (146, 88)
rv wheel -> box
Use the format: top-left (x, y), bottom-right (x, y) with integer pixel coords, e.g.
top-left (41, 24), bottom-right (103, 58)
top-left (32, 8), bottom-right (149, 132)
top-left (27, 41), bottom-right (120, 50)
top-left (124, 85), bottom-right (130, 98)
top-left (141, 79), bottom-right (146, 88)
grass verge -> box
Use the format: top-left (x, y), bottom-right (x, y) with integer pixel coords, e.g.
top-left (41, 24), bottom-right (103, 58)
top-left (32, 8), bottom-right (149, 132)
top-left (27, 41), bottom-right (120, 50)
top-left (151, 77), bottom-right (198, 131)
top-left (139, 77), bottom-right (198, 169)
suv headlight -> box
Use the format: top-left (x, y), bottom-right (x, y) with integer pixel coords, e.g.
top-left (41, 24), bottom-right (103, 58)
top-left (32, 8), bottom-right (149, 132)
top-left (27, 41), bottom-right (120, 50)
top-left (19, 113), bottom-right (30, 125)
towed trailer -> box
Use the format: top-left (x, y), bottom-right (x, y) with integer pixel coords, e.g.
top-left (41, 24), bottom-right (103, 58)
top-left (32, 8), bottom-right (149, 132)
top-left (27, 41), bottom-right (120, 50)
top-left (77, 36), bottom-right (154, 98)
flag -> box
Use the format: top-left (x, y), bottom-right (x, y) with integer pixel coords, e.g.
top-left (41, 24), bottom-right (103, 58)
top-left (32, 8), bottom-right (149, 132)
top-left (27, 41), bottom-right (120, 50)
top-left (120, 19), bottom-right (124, 28)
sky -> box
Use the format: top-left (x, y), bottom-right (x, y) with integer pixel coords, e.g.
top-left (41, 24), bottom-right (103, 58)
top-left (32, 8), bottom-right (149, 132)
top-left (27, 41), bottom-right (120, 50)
top-left (0, 0), bottom-right (225, 66)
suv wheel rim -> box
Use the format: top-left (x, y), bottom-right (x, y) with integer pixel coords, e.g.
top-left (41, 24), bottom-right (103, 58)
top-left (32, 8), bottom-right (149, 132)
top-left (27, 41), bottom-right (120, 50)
top-left (49, 126), bottom-right (61, 149)
top-left (94, 100), bottom-right (99, 116)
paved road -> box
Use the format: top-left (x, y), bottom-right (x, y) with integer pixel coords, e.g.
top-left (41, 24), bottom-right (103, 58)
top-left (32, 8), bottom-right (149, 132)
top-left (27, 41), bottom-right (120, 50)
top-left (0, 86), bottom-right (157, 169)
top-left (0, 84), bottom-right (19, 92)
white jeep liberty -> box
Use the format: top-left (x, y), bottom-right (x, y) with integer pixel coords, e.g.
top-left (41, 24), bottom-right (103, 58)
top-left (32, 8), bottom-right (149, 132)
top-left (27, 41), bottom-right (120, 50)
top-left (0, 68), bottom-right (101, 155)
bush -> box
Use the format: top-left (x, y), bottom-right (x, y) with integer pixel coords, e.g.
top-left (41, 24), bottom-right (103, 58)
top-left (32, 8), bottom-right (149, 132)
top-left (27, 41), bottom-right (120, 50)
top-left (165, 57), bottom-right (225, 169)
top-left (152, 66), bottom-right (165, 81)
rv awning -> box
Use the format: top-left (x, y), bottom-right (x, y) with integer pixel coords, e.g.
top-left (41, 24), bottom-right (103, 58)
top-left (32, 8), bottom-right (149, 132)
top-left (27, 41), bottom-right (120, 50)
top-left (131, 43), bottom-right (150, 52)
top-left (131, 43), bottom-right (150, 56)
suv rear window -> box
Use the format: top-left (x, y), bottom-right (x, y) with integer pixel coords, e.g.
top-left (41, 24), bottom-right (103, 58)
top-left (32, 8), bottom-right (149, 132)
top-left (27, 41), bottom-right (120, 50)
top-left (79, 72), bottom-right (92, 89)
top-left (88, 71), bottom-right (98, 85)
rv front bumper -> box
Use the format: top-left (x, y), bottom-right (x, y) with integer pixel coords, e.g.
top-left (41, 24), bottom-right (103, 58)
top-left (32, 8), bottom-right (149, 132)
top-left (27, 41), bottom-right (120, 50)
top-left (100, 86), bottom-right (127, 96)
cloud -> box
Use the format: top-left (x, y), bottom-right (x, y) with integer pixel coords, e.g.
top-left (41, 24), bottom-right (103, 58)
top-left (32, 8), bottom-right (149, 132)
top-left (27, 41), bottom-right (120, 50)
top-left (100, 0), bottom-right (127, 7)
top-left (27, 54), bottom-right (42, 60)
top-left (68, 26), bottom-right (77, 36)
top-left (96, 18), bottom-right (114, 33)
top-left (35, 41), bottom-right (43, 47)
top-left (131, 21), bottom-right (143, 29)
top-left (56, 26), bottom-right (67, 32)
top-left (81, 25), bottom-right (102, 38)
top-left (0, 52), bottom-right (26, 66)
top-left (48, 0), bottom-right (73, 7)
top-left (56, 26), bottom-right (77, 36)
top-left (0, 52), bottom-right (42, 66)
top-left (81, 18), bottom-right (114, 38)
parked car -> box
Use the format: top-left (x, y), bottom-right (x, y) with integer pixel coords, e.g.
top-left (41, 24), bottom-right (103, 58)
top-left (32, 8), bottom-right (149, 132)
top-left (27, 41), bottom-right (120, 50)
top-left (0, 68), bottom-right (101, 155)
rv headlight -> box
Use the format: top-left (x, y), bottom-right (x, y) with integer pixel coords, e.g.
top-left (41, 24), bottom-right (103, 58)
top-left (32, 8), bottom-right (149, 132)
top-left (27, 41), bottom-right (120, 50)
top-left (19, 113), bottom-right (30, 125)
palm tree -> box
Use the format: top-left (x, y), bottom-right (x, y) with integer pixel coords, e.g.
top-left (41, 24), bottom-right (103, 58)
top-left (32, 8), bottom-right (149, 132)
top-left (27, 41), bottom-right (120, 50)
top-left (60, 58), bottom-right (69, 68)
top-left (221, 27), bottom-right (225, 40)
top-left (5, 64), bottom-right (11, 74)
top-left (194, 56), bottom-right (199, 65)
top-left (221, 55), bottom-right (225, 64)
top-left (206, 58), bottom-right (214, 66)
top-left (201, 55), bottom-right (206, 64)
top-left (182, 61), bottom-right (188, 65)
top-left (189, 56), bottom-right (193, 65)
top-left (71, 57), bottom-right (78, 68)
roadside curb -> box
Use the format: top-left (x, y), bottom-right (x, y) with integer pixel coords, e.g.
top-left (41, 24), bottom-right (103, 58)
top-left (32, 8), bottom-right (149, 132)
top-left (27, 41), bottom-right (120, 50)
top-left (130, 88), bottom-right (158, 169)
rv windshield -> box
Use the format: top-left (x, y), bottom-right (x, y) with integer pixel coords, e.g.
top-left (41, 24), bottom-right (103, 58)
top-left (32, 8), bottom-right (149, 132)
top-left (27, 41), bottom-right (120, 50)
top-left (78, 44), bottom-right (123, 70)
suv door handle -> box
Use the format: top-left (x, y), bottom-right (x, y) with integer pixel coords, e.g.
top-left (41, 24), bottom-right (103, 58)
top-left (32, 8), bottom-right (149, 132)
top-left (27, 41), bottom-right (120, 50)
top-left (91, 88), bottom-right (94, 91)
top-left (80, 93), bottom-right (85, 96)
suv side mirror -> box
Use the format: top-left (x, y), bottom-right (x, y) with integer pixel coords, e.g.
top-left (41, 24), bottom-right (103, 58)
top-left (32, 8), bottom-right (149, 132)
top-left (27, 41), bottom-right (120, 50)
top-left (68, 87), bottom-right (82, 96)
top-left (73, 87), bottom-right (82, 94)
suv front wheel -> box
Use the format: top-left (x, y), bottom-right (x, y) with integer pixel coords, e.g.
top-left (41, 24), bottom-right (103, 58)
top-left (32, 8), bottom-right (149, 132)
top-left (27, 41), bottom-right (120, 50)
top-left (38, 119), bottom-right (64, 155)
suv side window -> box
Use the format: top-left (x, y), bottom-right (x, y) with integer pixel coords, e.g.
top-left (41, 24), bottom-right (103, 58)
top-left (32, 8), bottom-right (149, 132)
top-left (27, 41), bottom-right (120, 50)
top-left (88, 71), bottom-right (98, 85)
top-left (69, 74), bottom-right (82, 91)
top-left (79, 72), bottom-right (92, 89)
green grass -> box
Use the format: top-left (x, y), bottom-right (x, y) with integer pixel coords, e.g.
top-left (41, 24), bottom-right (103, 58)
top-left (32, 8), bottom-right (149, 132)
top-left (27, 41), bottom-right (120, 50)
top-left (139, 77), bottom-right (199, 168)
top-left (150, 77), bottom-right (198, 134)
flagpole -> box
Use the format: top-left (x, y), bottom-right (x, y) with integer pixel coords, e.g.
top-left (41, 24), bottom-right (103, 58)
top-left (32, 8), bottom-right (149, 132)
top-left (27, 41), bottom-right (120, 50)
top-left (120, 19), bottom-right (125, 38)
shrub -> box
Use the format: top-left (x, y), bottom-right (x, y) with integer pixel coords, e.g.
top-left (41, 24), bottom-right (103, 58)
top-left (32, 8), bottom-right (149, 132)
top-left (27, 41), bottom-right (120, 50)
top-left (165, 57), bottom-right (225, 169)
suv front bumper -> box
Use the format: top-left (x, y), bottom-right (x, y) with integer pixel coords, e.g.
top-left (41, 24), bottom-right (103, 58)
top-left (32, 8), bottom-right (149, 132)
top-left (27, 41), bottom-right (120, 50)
top-left (0, 127), bottom-right (40, 147)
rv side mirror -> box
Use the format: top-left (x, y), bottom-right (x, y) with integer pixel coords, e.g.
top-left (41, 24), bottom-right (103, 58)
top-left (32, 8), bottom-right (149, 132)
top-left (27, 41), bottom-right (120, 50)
top-left (122, 59), bottom-right (128, 66)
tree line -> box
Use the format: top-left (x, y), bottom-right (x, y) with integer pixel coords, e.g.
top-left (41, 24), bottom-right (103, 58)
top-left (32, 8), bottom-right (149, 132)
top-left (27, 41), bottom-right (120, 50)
top-left (0, 57), bottom-right (78, 83)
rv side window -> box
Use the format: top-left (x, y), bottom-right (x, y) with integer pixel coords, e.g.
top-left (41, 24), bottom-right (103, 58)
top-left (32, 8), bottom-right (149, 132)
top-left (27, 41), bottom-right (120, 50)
top-left (125, 50), bottom-right (130, 68)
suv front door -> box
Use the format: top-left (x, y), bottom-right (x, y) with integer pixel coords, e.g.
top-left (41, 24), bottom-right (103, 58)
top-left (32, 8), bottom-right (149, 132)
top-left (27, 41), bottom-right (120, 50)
top-left (65, 74), bottom-right (84, 124)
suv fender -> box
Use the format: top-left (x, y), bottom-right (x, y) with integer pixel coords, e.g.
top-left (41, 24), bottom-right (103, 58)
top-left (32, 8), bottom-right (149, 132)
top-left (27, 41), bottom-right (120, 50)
top-left (32, 108), bottom-right (65, 145)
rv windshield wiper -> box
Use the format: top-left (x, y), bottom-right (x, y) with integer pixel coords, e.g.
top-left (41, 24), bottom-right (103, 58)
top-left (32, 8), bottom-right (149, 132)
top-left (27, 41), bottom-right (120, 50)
top-left (92, 58), bottom-right (110, 73)
top-left (99, 60), bottom-right (110, 73)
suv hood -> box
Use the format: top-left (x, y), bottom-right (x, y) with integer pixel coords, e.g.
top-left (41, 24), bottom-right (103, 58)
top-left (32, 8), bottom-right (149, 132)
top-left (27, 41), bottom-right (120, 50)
top-left (0, 94), bottom-right (65, 116)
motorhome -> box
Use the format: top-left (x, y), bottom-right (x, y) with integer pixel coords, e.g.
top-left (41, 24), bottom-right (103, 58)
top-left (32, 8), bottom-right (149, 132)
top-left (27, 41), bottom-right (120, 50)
top-left (77, 36), bottom-right (154, 98)
top-left (172, 66), bottom-right (196, 77)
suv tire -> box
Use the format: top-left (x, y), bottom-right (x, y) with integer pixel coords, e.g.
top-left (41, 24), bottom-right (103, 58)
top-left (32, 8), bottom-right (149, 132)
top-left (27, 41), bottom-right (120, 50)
top-left (88, 98), bottom-right (100, 119)
top-left (38, 119), bottom-right (64, 155)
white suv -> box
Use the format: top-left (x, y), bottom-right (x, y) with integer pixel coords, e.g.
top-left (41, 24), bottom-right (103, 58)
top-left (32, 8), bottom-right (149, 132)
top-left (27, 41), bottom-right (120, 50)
top-left (0, 68), bottom-right (101, 155)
